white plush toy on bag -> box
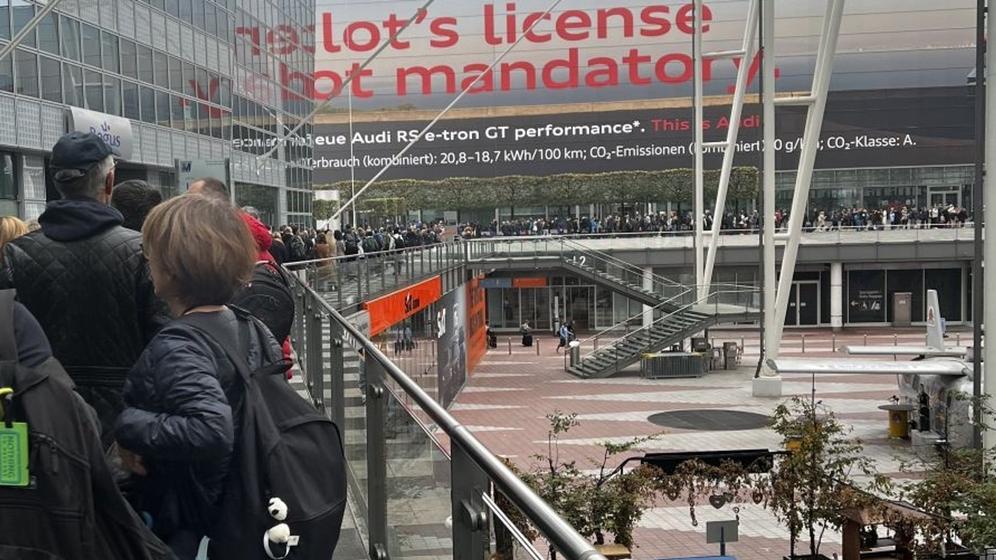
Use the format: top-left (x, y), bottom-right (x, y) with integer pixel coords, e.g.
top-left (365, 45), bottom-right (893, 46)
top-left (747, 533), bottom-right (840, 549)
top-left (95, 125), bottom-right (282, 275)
top-left (263, 497), bottom-right (299, 559)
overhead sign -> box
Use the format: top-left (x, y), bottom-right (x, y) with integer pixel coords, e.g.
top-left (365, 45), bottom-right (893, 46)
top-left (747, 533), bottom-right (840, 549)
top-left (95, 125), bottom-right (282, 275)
top-left (70, 107), bottom-right (134, 160)
top-left (364, 276), bottom-right (443, 336)
top-left (312, 87), bottom-right (973, 182)
top-left (480, 278), bottom-right (512, 289)
top-left (177, 159), bottom-right (231, 195)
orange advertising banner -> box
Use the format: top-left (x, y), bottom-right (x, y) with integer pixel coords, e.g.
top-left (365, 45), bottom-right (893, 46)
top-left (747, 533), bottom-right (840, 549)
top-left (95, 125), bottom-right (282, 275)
top-left (364, 276), bottom-right (442, 336)
top-left (466, 275), bottom-right (487, 375)
top-left (512, 277), bottom-right (548, 288)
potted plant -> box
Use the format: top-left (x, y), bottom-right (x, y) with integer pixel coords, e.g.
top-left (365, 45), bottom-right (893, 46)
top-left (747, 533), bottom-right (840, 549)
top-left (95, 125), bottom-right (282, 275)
top-left (769, 397), bottom-right (890, 560)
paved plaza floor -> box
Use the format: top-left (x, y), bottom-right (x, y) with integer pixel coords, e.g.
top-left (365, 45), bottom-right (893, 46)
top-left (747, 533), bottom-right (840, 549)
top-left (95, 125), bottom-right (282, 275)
top-left (451, 326), bottom-right (969, 560)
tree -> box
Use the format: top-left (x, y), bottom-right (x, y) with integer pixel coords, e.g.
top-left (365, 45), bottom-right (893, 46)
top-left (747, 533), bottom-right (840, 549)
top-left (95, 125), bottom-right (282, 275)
top-left (769, 397), bottom-right (890, 559)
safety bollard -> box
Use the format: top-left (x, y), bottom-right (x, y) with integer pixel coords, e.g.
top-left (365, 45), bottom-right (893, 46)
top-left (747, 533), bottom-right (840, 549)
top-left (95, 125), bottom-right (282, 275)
top-left (894, 334), bottom-right (898, 346)
top-left (864, 334), bottom-right (868, 346)
top-left (832, 334), bottom-right (836, 352)
top-left (801, 334), bottom-right (806, 354)
top-left (956, 333), bottom-right (961, 346)
top-left (508, 338), bottom-right (512, 355)
top-left (536, 338), bottom-right (540, 356)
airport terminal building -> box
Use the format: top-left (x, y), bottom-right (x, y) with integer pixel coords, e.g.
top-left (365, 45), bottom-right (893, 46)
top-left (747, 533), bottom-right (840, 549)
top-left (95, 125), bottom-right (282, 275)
top-left (0, 0), bottom-right (315, 226)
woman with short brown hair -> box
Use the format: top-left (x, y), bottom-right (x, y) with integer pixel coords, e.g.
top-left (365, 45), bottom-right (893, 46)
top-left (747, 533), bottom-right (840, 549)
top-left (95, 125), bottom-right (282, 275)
top-left (114, 194), bottom-right (283, 559)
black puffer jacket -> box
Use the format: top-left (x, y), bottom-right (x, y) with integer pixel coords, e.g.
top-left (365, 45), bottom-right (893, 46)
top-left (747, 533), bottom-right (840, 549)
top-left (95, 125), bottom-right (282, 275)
top-left (115, 308), bottom-right (282, 542)
top-left (1, 198), bottom-right (170, 446)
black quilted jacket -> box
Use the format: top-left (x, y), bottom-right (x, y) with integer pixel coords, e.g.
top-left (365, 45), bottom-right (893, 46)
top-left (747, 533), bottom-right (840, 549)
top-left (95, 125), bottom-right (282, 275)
top-left (1, 198), bottom-right (170, 445)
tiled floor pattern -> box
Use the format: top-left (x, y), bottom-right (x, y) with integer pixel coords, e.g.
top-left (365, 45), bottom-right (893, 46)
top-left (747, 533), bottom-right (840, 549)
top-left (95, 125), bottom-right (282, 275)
top-left (451, 327), bottom-right (968, 559)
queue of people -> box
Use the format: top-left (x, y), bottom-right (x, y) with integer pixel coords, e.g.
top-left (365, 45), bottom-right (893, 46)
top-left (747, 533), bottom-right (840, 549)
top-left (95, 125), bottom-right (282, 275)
top-left (454, 204), bottom-right (972, 239)
top-left (0, 132), bottom-right (344, 560)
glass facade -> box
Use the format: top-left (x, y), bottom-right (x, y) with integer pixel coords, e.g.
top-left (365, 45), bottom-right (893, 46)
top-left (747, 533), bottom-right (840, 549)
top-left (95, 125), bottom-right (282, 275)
top-left (0, 0), bottom-right (316, 225)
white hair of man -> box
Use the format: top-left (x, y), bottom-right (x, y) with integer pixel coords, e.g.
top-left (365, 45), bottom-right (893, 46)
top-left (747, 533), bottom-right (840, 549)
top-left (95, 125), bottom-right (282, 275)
top-left (55, 155), bottom-right (115, 200)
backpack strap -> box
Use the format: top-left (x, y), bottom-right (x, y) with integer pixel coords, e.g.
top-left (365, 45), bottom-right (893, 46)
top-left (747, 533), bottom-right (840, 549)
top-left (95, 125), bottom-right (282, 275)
top-left (0, 289), bottom-right (18, 362)
top-left (178, 311), bottom-right (291, 385)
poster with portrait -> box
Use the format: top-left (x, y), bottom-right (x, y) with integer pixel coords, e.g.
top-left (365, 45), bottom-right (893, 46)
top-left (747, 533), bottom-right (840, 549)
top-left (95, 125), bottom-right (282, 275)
top-left (436, 288), bottom-right (468, 408)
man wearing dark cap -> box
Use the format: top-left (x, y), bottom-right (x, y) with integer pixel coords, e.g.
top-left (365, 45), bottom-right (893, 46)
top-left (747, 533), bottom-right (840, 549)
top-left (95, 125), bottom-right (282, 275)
top-left (1, 132), bottom-right (169, 447)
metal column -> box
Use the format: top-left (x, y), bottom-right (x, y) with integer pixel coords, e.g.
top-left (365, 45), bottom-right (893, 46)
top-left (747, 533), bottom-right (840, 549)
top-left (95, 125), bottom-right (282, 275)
top-left (693, 0), bottom-right (706, 297)
top-left (754, 0), bottom-right (781, 395)
top-left (700, 0), bottom-right (761, 297)
top-left (984, 0), bottom-right (996, 453)
top-left (365, 359), bottom-right (389, 559)
top-left (768, 0), bottom-right (846, 368)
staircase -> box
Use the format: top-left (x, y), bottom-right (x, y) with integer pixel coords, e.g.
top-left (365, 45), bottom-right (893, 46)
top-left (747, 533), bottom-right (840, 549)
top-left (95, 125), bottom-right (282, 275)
top-left (568, 294), bottom-right (759, 379)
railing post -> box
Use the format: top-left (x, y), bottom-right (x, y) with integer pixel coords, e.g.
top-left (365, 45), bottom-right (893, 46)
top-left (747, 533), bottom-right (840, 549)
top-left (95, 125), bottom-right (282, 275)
top-left (365, 257), bottom-right (372, 297)
top-left (306, 306), bottom-right (325, 412)
top-left (450, 441), bottom-right (490, 558)
top-left (365, 358), bottom-right (389, 559)
top-left (329, 320), bottom-right (346, 428)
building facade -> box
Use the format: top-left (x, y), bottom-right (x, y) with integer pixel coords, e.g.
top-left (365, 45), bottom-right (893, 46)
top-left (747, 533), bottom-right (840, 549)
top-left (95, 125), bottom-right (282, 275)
top-left (0, 0), bottom-right (315, 226)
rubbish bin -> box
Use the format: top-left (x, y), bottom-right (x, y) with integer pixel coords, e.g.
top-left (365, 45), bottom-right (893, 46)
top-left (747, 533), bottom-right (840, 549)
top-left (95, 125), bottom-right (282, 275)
top-left (691, 337), bottom-right (710, 353)
top-left (569, 341), bottom-right (581, 368)
top-left (723, 342), bottom-right (739, 370)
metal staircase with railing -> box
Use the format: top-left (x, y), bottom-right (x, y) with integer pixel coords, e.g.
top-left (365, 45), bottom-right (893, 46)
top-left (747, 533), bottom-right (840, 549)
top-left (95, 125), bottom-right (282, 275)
top-left (568, 292), bottom-right (758, 379)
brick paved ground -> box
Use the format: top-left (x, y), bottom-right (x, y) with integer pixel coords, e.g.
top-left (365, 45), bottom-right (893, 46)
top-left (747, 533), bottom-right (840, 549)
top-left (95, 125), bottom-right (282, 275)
top-left (452, 326), bottom-right (971, 560)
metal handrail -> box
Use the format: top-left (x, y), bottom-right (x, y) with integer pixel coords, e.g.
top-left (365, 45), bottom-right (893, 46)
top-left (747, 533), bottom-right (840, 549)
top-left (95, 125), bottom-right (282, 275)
top-left (577, 288), bottom-right (759, 363)
top-left (289, 275), bottom-right (608, 560)
top-left (558, 236), bottom-right (684, 289)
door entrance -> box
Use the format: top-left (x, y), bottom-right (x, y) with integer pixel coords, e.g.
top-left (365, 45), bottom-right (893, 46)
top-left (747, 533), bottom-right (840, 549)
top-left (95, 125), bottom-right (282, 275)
top-left (928, 187), bottom-right (961, 209)
top-left (564, 287), bottom-right (593, 330)
top-left (784, 281), bottom-right (820, 326)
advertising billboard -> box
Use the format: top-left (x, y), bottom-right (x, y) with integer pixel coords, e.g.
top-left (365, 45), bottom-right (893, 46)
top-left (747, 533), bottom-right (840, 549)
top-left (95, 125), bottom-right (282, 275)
top-left (310, 1), bottom-right (975, 185)
top-left (436, 288), bottom-right (468, 408)
top-left (363, 276), bottom-right (443, 336)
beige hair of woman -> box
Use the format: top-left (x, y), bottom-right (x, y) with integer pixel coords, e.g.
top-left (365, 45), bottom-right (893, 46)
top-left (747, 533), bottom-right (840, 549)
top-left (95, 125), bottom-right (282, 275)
top-left (0, 216), bottom-right (28, 254)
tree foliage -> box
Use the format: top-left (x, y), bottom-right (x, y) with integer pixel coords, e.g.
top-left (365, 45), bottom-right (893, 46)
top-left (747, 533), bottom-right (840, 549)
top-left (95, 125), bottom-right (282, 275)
top-left (315, 168), bottom-right (759, 211)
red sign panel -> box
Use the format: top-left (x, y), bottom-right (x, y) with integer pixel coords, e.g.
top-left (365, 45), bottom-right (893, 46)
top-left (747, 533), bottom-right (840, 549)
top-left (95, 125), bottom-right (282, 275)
top-left (364, 276), bottom-right (442, 336)
top-left (466, 275), bottom-right (487, 375)
top-left (512, 277), bottom-right (548, 288)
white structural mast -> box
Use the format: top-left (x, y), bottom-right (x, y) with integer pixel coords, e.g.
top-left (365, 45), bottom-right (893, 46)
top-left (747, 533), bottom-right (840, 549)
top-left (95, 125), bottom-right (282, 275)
top-left (691, 0), bottom-right (846, 396)
top-left (696, 0), bottom-right (760, 300)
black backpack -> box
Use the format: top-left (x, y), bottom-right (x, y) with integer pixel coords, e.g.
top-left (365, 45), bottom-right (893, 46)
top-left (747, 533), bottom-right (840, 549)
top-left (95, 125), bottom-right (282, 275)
top-left (343, 234), bottom-right (359, 255)
top-left (180, 311), bottom-right (346, 560)
top-left (288, 236), bottom-right (307, 262)
top-left (0, 290), bottom-right (174, 560)
top-left (231, 263), bottom-right (295, 343)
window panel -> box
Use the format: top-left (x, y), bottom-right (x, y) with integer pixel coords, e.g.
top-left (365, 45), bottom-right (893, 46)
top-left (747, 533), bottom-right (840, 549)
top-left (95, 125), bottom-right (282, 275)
top-left (11, 0), bottom-right (35, 48)
top-left (82, 24), bottom-right (101, 68)
top-left (140, 86), bottom-right (155, 122)
top-left (137, 45), bottom-right (153, 84)
top-left (63, 63), bottom-right (84, 106)
top-left (105, 75), bottom-right (122, 116)
top-left (60, 16), bottom-right (82, 62)
top-left (37, 13), bottom-right (59, 55)
top-left (168, 56), bottom-right (182, 93)
top-left (0, 55), bottom-right (11, 93)
top-left (39, 56), bottom-right (61, 103)
top-left (156, 90), bottom-right (170, 127)
top-left (171, 95), bottom-right (187, 131)
top-left (122, 81), bottom-right (140, 119)
top-left (120, 39), bottom-right (137, 79)
top-left (14, 49), bottom-right (38, 98)
top-left (0, 1), bottom-right (10, 41)
top-left (84, 69), bottom-right (103, 111)
top-left (101, 32), bottom-right (120, 73)
top-left (154, 51), bottom-right (168, 88)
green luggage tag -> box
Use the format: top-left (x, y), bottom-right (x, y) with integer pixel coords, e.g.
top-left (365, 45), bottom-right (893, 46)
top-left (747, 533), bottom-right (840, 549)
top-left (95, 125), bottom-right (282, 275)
top-left (0, 387), bottom-right (29, 487)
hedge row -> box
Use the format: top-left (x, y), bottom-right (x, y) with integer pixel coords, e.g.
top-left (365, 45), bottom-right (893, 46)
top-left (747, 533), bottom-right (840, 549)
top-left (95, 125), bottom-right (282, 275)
top-left (315, 168), bottom-right (758, 211)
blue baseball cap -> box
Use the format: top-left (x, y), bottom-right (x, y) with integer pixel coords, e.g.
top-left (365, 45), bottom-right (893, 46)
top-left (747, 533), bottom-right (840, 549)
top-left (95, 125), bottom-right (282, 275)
top-left (50, 131), bottom-right (120, 182)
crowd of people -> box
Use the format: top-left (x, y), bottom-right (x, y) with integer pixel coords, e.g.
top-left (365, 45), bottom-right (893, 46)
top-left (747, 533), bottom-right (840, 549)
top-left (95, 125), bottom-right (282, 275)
top-left (0, 132), bottom-right (344, 559)
top-left (455, 204), bottom-right (972, 238)
top-left (267, 221), bottom-right (446, 266)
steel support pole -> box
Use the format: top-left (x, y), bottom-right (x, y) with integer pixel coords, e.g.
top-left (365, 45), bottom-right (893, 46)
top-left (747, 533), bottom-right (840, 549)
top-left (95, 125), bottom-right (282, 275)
top-left (450, 442), bottom-right (490, 558)
top-left (984, 0), bottom-right (996, 453)
top-left (702, 0), bottom-right (760, 295)
top-left (755, 0), bottom-right (780, 391)
top-left (972, 0), bottom-right (985, 451)
top-left (365, 359), bottom-right (389, 558)
top-left (306, 305), bottom-right (325, 412)
top-left (693, 0), bottom-right (706, 299)
top-left (770, 0), bottom-right (845, 353)
top-left (329, 320), bottom-right (346, 429)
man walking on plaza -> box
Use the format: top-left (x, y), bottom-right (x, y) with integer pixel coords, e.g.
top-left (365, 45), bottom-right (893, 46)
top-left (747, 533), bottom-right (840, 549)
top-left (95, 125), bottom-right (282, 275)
top-left (1, 132), bottom-right (169, 446)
